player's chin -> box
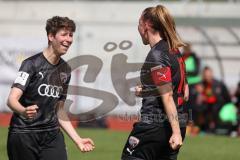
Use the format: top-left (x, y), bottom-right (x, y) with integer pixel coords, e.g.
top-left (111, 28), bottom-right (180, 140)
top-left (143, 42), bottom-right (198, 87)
top-left (142, 40), bottom-right (149, 45)
top-left (59, 50), bottom-right (68, 56)
top-left (59, 46), bottom-right (70, 55)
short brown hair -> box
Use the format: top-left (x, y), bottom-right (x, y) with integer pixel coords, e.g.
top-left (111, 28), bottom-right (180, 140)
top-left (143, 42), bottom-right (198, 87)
top-left (45, 16), bottom-right (76, 36)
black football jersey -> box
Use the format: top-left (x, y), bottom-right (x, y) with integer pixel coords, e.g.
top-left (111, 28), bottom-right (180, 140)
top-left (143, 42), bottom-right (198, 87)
top-left (140, 40), bottom-right (187, 127)
top-left (10, 52), bottom-right (71, 133)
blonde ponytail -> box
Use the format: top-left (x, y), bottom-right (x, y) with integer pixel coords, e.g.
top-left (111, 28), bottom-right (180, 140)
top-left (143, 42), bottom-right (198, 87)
top-left (143, 5), bottom-right (185, 50)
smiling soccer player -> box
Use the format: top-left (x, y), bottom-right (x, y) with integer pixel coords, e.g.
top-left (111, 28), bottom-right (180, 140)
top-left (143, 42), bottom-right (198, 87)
top-left (7, 16), bottom-right (94, 160)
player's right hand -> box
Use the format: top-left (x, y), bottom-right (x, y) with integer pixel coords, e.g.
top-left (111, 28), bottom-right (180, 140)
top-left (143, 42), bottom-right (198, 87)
top-left (135, 85), bottom-right (143, 97)
top-left (22, 105), bottom-right (39, 119)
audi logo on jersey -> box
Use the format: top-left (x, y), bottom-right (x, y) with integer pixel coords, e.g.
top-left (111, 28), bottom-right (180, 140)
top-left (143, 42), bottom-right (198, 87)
top-left (38, 84), bottom-right (63, 98)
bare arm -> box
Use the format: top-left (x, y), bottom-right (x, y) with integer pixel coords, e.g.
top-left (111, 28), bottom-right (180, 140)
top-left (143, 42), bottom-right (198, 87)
top-left (184, 84), bottom-right (189, 102)
top-left (135, 84), bottom-right (182, 150)
top-left (57, 101), bottom-right (94, 152)
top-left (161, 91), bottom-right (182, 150)
top-left (7, 87), bottom-right (38, 119)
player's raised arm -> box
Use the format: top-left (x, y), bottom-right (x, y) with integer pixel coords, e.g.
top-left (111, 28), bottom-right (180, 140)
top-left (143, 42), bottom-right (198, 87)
top-left (7, 87), bottom-right (38, 119)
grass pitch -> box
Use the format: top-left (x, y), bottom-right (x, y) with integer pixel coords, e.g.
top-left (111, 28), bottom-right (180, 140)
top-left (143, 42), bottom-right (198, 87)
top-left (0, 127), bottom-right (240, 160)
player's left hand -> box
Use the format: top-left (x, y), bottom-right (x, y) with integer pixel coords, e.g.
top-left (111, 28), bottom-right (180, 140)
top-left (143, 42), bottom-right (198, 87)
top-left (76, 138), bottom-right (95, 153)
top-left (184, 84), bottom-right (189, 102)
top-left (169, 133), bottom-right (183, 150)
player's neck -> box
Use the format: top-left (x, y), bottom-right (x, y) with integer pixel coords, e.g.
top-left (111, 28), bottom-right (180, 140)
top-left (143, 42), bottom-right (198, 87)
top-left (43, 47), bottom-right (61, 65)
top-left (148, 34), bottom-right (162, 48)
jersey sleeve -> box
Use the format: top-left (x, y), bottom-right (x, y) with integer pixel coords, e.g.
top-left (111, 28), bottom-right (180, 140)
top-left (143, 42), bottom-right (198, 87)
top-left (148, 51), bottom-right (173, 95)
top-left (12, 59), bottom-right (35, 91)
top-left (150, 51), bottom-right (172, 86)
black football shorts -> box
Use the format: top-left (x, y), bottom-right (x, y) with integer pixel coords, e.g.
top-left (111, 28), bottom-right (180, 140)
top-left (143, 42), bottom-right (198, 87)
top-left (121, 122), bottom-right (186, 160)
top-left (7, 129), bottom-right (67, 160)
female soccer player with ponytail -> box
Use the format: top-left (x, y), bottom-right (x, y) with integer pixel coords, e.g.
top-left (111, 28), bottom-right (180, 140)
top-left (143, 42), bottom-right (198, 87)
top-left (122, 5), bottom-right (189, 160)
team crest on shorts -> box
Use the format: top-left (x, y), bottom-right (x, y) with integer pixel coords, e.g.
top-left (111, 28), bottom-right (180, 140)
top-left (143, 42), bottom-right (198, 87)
top-left (129, 136), bottom-right (140, 149)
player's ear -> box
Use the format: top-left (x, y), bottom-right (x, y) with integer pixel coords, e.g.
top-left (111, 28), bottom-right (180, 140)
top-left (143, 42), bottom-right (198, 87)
top-left (48, 33), bottom-right (55, 43)
top-left (145, 20), bottom-right (152, 32)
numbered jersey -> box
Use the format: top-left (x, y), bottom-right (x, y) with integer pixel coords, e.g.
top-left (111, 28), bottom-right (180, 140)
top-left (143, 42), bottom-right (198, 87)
top-left (140, 40), bottom-right (187, 127)
top-left (10, 52), bottom-right (71, 133)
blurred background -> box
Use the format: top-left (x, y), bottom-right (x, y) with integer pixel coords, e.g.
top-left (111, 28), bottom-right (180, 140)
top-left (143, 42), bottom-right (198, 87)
top-left (0, 0), bottom-right (240, 160)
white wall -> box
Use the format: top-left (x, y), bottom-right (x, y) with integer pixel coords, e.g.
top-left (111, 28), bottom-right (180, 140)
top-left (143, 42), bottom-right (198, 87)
top-left (0, 1), bottom-right (240, 117)
top-left (1, 1), bottom-right (240, 21)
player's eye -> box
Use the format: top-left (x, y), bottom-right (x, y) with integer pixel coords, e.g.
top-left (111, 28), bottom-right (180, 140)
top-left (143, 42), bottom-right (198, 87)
top-left (61, 32), bottom-right (68, 36)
